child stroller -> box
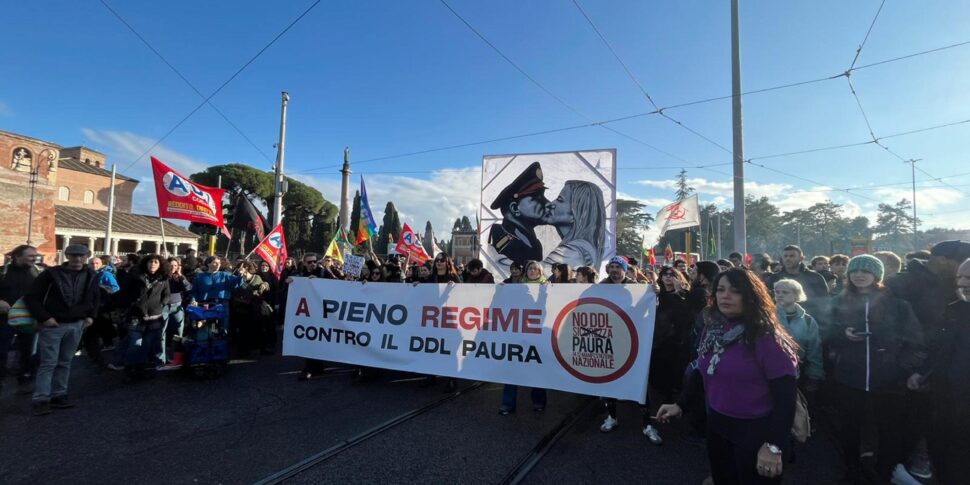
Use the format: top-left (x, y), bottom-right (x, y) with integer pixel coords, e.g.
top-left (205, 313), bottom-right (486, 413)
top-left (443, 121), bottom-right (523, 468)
top-left (178, 304), bottom-right (230, 378)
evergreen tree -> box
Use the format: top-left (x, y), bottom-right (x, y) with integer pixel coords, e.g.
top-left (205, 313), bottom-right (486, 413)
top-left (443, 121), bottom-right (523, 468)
top-left (616, 199), bottom-right (653, 257)
top-left (675, 169), bottom-right (695, 201)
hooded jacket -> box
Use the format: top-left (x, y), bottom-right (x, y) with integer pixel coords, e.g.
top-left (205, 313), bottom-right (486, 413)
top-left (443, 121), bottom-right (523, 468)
top-left (829, 288), bottom-right (924, 393)
top-left (775, 303), bottom-right (824, 380)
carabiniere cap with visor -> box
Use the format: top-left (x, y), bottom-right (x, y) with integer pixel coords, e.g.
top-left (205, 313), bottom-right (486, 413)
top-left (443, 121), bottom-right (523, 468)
top-left (489, 161), bottom-right (547, 210)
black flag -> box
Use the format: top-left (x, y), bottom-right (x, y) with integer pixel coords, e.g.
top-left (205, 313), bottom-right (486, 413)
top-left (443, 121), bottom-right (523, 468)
top-left (231, 194), bottom-right (268, 241)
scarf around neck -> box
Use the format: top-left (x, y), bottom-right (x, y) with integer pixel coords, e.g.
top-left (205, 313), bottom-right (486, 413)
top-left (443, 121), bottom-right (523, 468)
top-left (697, 310), bottom-right (746, 375)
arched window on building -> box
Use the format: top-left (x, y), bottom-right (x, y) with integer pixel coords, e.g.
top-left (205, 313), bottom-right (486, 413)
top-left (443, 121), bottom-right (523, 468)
top-left (83, 190), bottom-right (94, 204)
top-left (58, 186), bottom-right (70, 201)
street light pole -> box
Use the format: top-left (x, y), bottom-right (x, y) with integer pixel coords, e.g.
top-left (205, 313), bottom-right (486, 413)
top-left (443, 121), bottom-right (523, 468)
top-left (271, 92), bottom-right (290, 228)
top-left (907, 159), bottom-right (921, 250)
top-left (731, 0), bottom-right (747, 256)
top-left (26, 149), bottom-right (56, 245)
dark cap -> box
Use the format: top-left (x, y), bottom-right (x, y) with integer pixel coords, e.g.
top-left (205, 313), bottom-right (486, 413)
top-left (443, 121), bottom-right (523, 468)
top-left (489, 162), bottom-right (547, 210)
top-left (64, 244), bottom-right (91, 256)
top-left (694, 261), bottom-right (720, 282)
top-left (930, 240), bottom-right (970, 262)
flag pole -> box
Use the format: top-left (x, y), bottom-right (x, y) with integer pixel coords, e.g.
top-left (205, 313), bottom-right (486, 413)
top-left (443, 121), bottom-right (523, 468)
top-left (159, 218), bottom-right (168, 256)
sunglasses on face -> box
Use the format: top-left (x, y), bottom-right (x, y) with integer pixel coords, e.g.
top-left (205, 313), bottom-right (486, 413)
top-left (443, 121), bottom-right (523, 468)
top-left (306, 260), bottom-right (318, 264)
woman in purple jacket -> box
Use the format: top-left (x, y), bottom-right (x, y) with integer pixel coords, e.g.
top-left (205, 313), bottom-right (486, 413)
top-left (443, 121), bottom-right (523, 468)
top-left (656, 268), bottom-right (799, 484)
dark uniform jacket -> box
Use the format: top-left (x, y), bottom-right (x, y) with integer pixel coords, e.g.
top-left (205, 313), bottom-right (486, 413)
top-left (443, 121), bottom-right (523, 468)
top-left (489, 220), bottom-right (542, 264)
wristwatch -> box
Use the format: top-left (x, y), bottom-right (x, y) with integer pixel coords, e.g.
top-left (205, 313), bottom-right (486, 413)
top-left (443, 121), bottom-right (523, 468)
top-left (765, 443), bottom-right (783, 455)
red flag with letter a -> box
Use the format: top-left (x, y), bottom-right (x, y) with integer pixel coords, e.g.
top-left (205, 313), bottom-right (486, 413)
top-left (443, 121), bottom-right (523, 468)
top-left (254, 223), bottom-right (288, 278)
top-left (395, 223), bottom-right (431, 264)
top-left (151, 156), bottom-right (230, 237)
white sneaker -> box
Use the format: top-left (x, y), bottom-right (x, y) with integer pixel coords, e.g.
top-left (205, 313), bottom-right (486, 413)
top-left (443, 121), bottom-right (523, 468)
top-left (891, 464), bottom-right (922, 485)
top-left (643, 425), bottom-right (663, 445)
top-left (599, 416), bottom-right (618, 433)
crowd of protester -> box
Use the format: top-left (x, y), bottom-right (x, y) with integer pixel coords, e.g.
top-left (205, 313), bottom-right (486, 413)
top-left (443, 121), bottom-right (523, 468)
top-left (2, 239), bottom-right (969, 484)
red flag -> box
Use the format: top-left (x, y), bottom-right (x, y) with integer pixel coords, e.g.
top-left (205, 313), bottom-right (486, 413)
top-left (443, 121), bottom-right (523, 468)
top-left (647, 248), bottom-right (657, 266)
top-left (151, 157), bottom-right (229, 237)
top-left (395, 223), bottom-right (431, 265)
top-left (254, 223), bottom-right (288, 278)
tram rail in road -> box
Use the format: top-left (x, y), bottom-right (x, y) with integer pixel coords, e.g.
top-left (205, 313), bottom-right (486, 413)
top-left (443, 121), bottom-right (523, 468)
top-left (252, 381), bottom-right (485, 485)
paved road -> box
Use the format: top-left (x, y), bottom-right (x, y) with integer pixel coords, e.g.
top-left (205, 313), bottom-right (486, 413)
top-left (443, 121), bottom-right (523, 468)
top-left (0, 349), bottom-right (844, 485)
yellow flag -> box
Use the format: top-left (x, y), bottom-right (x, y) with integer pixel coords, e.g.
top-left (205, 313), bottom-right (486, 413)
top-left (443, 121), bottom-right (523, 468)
top-left (325, 237), bottom-right (344, 264)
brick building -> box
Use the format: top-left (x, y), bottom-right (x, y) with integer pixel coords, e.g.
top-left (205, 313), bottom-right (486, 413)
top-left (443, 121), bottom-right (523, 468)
top-left (1, 130), bottom-right (197, 263)
top-left (450, 229), bottom-right (480, 265)
top-left (55, 146), bottom-right (137, 212)
top-left (0, 131), bottom-right (59, 260)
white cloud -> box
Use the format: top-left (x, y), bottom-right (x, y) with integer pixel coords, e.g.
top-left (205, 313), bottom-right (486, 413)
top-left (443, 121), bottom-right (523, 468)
top-left (81, 128), bottom-right (211, 216)
top-left (294, 167), bottom-right (483, 241)
top-left (635, 177), bottom-right (793, 199)
top-left (616, 191), bottom-right (671, 211)
top-left (872, 187), bottom-right (964, 211)
top-left (0, 101), bottom-right (11, 116)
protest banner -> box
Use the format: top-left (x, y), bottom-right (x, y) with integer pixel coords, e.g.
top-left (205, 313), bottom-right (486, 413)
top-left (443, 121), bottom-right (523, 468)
top-left (479, 149), bottom-right (617, 280)
top-left (343, 254), bottom-right (365, 278)
top-left (283, 279), bottom-right (656, 402)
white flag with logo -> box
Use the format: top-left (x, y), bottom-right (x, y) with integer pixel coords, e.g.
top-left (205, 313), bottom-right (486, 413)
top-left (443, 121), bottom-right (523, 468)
top-left (655, 195), bottom-right (700, 236)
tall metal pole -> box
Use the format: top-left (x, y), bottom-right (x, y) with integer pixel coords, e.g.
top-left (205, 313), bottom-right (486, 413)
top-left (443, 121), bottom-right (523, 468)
top-left (716, 212), bottom-right (722, 259)
top-left (105, 164), bottom-right (117, 254)
top-left (26, 165), bottom-right (38, 245)
top-left (730, 0), bottom-right (747, 256)
top-left (910, 159), bottom-right (919, 250)
top-left (271, 91), bottom-right (290, 228)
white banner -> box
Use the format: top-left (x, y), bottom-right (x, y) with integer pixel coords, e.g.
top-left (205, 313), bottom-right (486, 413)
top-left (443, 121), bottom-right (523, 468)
top-left (655, 194), bottom-right (700, 235)
top-left (284, 279), bottom-right (656, 402)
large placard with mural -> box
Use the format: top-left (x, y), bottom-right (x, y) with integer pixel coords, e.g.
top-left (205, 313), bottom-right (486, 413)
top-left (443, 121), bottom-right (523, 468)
top-left (283, 278), bottom-right (655, 403)
top-left (479, 149), bottom-right (617, 280)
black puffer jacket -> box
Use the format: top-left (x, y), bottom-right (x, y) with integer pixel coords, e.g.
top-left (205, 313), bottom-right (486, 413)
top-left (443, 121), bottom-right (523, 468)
top-left (829, 289), bottom-right (924, 393)
top-left (122, 272), bottom-right (170, 328)
top-left (927, 300), bottom-right (970, 415)
top-left (885, 259), bottom-right (950, 351)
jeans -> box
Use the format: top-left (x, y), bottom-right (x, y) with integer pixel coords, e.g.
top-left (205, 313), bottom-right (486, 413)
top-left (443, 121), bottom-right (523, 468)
top-left (126, 326), bottom-right (162, 366)
top-left (33, 321), bottom-right (84, 402)
top-left (160, 304), bottom-right (184, 363)
top-left (500, 385), bottom-right (546, 411)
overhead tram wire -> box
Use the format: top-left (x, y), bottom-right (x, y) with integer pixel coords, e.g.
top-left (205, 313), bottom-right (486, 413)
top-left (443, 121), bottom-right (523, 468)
top-left (437, 0), bottom-right (691, 164)
top-left (294, 37), bottom-right (970, 174)
top-left (119, 0), bottom-right (322, 172)
top-left (570, 0), bottom-right (733, 155)
top-left (839, 1), bottom-right (970, 200)
top-left (99, 0), bottom-right (274, 164)
top-left (297, 111), bottom-right (970, 177)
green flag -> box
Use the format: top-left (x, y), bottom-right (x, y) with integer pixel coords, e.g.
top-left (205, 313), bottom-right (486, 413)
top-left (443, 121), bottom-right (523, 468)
top-left (707, 218), bottom-right (717, 259)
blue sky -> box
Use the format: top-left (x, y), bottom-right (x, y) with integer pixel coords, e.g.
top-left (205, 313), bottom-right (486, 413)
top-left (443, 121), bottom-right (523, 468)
top-left (3, 0), bottom-right (969, 241)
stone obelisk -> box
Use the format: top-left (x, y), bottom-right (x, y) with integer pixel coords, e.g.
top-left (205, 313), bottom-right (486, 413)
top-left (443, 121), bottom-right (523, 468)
top-left (338, 147), bottom-right (352, 231)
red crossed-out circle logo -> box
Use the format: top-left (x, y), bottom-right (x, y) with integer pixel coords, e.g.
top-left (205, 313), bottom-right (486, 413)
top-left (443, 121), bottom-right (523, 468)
top-left (550, 297), bottom-right (639, 383)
